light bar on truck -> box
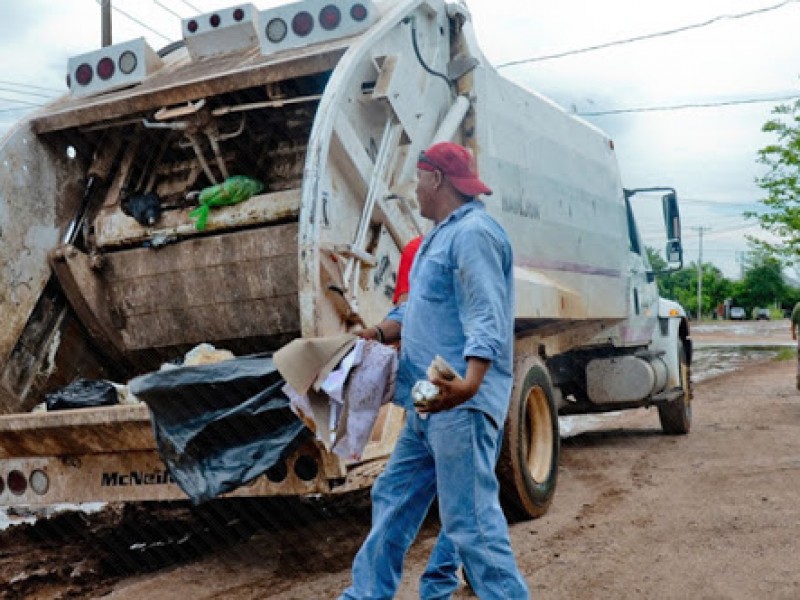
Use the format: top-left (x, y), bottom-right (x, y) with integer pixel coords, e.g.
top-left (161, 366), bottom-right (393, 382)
top-left (182, 3), bottom-right (261, 61)
top-left (7, 470), bottom-right (26, 496)
top-left (30, 469), bottom-right (50, 496)
top-left (67, 38), bottom-right (164, 98)
top-left (258, 0), bottom-right (377, 56)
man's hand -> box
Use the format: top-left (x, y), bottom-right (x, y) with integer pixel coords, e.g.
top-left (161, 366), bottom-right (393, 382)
top-left (355, 320), bottom-right (401, 344)
top-left (356, 327), bottom-right (380, 341)
top-left (417, 357), bottom-right (490, 414)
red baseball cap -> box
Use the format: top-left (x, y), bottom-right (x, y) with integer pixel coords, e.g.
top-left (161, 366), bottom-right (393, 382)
top-left (417, 142), bottom-right (492, 196)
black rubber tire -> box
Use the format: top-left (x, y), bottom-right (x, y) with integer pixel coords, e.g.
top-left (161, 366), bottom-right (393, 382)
top-left (658, 343), bottom-right (692, 435)
top-left (496, 357), bottom-right (559, 521)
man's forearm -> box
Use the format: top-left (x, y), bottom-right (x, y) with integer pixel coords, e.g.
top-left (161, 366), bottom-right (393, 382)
top-left (359, 319), bottom-right (402, 344)
top-left (463, 356), bottom-right (491, 398)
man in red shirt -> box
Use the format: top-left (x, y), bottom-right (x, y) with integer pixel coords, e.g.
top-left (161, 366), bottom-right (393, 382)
top-left (360, 235), bottom-right (422, 343)
top-left (393, 235), bottom-right (423, 305)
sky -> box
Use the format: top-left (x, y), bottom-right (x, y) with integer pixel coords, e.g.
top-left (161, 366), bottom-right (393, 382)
top-left (1, 0), bottom-right (799, 279)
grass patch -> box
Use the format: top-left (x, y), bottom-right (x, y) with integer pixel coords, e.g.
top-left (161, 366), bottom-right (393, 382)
top-left (773, 347), bottom-right (796, 361)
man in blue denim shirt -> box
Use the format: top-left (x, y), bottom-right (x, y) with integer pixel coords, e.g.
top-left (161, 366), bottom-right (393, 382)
top-left (340, 142), bottom-right (529, 599)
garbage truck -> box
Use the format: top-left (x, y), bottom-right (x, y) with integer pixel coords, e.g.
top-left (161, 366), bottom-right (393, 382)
top-left (0, 0), bottom-right (691, 518)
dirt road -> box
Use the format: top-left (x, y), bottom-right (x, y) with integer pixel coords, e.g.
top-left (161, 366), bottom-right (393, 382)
top-left (3, 320), bottom-right (800, 598)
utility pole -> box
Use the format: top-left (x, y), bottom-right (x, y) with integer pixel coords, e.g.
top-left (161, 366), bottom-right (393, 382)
top-left (692, 226), bottom-right (711, 321)
top-left (101, 0), bottom-right (112, 47)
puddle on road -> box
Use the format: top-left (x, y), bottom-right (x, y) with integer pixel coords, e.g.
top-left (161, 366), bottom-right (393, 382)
top-left (691, 344), bottom-right (790, 383)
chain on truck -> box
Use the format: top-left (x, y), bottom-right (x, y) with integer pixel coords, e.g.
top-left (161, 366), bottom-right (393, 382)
top-left (0, 0), bottom-right (692, 517)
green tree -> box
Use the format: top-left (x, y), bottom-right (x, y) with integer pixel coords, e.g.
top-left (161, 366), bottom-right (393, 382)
top-left (645, 247), bottom-right (734, 318)
top-left (748, 98), bottom-right (800, 262)
top-left (735, 251), bottom-right (788, 312)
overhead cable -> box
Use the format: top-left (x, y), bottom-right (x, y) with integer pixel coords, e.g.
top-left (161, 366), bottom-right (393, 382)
top-left (96, 0), bottom-right (172, 42)
top-left (0, 86), bottom-right (58, 99)
top-left (0, 106), bottom-right (38, 114)
top-left (0, 97), bottom-right (44, 107)
top-left (176, 0), bottom-right (202, 12)
top-left (577, 94), bottom-right (800, 116)
top-left (0, 80), bottom-right (62, 93)
top-left (153, 0), bottom-right (184, 19)
top-left (496, 0), bottom-right (800, 68)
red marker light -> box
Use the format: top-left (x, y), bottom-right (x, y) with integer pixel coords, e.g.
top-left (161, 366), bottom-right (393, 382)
top-left (97, 57), bottom-right (115, 80)
top-left (7, 470), bottom-right (26, 496)
top-left (319, 5), bottom-right (341, 30)
top-left (292, 11), bottom-right (314, 36)
top-left (75, 63), bottom-right (93, 86)
top-left (210, 14), bottom-right (221, 27)
top-left (187, 19), bottom-right (199, 33)
top-left (350, 3), bottom-right (368, 22)
top-left (233, 8), bottom-right (245, 21)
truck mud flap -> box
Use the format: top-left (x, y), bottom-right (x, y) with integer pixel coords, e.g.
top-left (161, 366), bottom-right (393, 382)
top-left (130, 355), bottom-right (310, 504)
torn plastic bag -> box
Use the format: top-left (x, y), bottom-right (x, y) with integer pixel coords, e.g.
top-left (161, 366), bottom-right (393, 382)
top-left (129, 354), bottom-right (309, 505)
top-left (45, 379), bottom-right (119, 411)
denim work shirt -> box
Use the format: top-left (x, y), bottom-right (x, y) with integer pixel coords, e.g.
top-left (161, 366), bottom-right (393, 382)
top-left (388, 200), bottom-right (515, 427)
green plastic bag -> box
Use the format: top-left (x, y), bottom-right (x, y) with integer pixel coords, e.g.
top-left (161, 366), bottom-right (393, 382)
top-left (189, 175), bottom-right (264, 231)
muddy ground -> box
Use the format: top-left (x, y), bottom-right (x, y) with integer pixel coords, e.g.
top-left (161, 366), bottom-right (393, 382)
top-left (2, 319), bottom-right (799, 599)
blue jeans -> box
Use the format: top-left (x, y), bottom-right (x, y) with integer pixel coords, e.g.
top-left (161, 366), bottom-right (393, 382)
top-left (419, 531), bottom-right (461, 599)
top-left (340, 409), bottom-right (529, 600)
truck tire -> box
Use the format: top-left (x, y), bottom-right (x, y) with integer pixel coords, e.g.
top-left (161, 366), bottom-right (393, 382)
top-left (658, 343), bottom-right (691, 435)
top-left (497, 357), bottom-right (559, 521)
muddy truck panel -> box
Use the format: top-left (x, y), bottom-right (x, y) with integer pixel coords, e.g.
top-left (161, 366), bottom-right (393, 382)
top-left (0, 0), bottom-right (689, 509)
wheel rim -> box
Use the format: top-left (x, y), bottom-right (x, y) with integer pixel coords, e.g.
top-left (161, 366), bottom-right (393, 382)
top-left (524, 385), bottom-right (553, 483)
top-left (680, 357), bottom-right (692, 416)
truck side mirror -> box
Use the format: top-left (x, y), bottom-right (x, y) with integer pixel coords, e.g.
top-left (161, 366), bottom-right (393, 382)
top-left (662, 192), bottom-right (680, 240)
top-left (662, 191), bottom-right (683, 269)
top-left (665, 239), bottom-right (682, 266)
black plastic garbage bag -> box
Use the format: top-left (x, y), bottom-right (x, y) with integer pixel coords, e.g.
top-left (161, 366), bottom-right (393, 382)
top-left (45, 378), bottom-right (119, 411)
top-left (129, 355), bottom-right (309, 505)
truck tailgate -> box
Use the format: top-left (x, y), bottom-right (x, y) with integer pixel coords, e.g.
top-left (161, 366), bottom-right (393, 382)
top-left (0, 404), bottom-right (154, 458)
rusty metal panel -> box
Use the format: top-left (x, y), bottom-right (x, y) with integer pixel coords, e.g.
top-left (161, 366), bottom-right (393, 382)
top-left (94, 189), bottom-right (301, 249)
top-left (0, 404), bottom-right (154, 459)
top-left (104, 225), bottom-right (300, 351)
top-left (0, 122), bottom-right (83, 367)
top-left (31, 45), bottom-right (347, 134)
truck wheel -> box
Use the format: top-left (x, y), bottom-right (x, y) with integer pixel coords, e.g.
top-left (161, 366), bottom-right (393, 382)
top-left (658, 343), bottom-right (691, 435)
top-left (497, 358), bottom-right (559, 521)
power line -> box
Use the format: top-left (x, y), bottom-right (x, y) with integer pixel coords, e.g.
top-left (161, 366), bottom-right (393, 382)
top-left (0, 106), bottom-right (37, 114)
top-left (496, 0), bottom-right (800, 69)
top-left (680, 197), bottom-right (759, 206)
top-left (0, 97), bottom-right (44, 107)
top-left (634, 193), bottom-right (759, 206)
top-left (0, 80), bottom-right (62, 94)
top-left (176, 0), bottom-right (202, 12)
top-left (95, 0), bottom-right (172, 43)
top-left (153, 0), bottom-right (185, 20)
top-left (0, 86), bottom-right (57, 100)
top-left (576, 94), bottom-right (800, 116)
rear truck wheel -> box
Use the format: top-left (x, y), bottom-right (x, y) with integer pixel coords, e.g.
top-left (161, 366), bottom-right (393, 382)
top-left (658, 343), bottom-right (692, 435)
top-left (497, 357), bottom-right (559, 520)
